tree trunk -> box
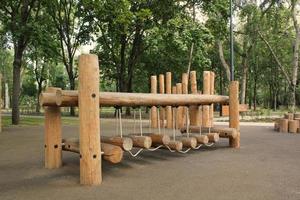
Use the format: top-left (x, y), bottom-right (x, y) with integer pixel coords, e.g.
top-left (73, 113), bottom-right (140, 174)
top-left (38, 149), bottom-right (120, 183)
top-left (36, 83), bottom-right (42, 113)
top-left (217, 40), bottom-right (230, 81)
top-left (12, 47), bottom-right (23, 124)
top-left (240, 58), bottom-right (248, 104)
top-left (5, 82), bottom-right (10, 109)
top-left (69, 76), bottom-right (76, 116)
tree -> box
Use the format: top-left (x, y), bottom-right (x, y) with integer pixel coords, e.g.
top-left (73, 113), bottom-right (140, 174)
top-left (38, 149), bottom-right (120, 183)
top-left (0, 0), bottom-right (41, 124)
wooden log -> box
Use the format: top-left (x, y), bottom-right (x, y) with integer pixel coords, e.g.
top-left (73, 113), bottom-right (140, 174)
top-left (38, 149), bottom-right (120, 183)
top-left (165, 141), bottom-right (183, 152)
top-left (288, 120), bottom-right (298, 133)
top-left (101, 136), bottom-right (133, 151)
top-left (128, 135), bottom-right (152, 149)
top-left (40, 92), bottom-right (58, 107)
top-left (176, 83), bottom-right (184, 129)
top-left (52, 91), bottom-right (229, 107)
top-left (166, 72), bottom-right (172, 129)
top-left (229, 81), bottom-right (240, 148)
top-left (180, 126), bottom-right (238, 139)
top-left (189, 71), bottom-right (200, 126)
top-left (159, 74), bottom-right (165, 127)
top-left (202, 71), bottom-right (211, 127)
top-left (79, 54), bottom-right (101, 185)
top-left (190, 134), bottom-right (209, 144)
top-left (207, 132), bottom-right (220, 143)
top-left (180, 137), bottom-right (197, 149)
top-left (130, 133), bottom-right (170, 145)
top-left (274, 118), bottom-right (281, 131)
top-left (209, 72), bottom-right (215, 127)
top-left (279, 119), bottom-right (288, 133)
top-left (44, 87), bottom-right (62, 169)
top-left (284, 113), bottom-right (294, 120)
top-left (63, 138), bottom-right (123, 164)
top-left (150, 75), bottom-right (158, 128)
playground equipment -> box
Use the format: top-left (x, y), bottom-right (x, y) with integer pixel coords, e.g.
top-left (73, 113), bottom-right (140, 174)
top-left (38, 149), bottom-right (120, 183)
top-left (40, 54), bottom-right (240, 186)
top-left (274, 113), bottom-right (300, 133)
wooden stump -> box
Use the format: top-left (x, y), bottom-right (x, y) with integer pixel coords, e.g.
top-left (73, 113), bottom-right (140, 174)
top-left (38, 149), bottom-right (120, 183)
top-left (279, 119), bottom-right (288, 133)
top-left (284, 113), bottom-right (294, 120)
top-left (78, 54), bottom-right (101, 185)
top-left (288, 120), bottom-right (298, 133)
top-left (294, 113), bottom-right (300, 119)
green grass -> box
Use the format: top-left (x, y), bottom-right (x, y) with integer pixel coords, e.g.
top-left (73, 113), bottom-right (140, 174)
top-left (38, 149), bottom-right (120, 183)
top-left (2, 116), bottom-right (79, 127)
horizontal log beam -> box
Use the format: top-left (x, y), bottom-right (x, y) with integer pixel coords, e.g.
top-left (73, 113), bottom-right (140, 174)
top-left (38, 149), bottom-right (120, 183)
top-left (40, 90), bottom-right (229, 107)
top-left (181, 126), bottom-right (238, 139)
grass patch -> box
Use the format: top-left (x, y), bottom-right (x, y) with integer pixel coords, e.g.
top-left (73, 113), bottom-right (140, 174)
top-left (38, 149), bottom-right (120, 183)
top-left (2, 116), bottom-right (79, 127)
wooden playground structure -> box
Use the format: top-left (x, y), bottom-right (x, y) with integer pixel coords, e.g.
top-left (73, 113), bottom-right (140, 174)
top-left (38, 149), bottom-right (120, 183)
top-left (40, 54), bottom-right (240, 186)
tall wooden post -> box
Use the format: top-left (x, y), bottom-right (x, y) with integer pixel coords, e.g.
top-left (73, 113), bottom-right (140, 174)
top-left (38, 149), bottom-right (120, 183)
top-left (159, 74), bottom-right (165, 127)
top-left (176, 83), bottom-right (184, 129)
top-left (202, 71), bottom-right (211, 127)
top-left (181, 73), bottom-right (188, 127)
top-left (151, 75), bottom-right (158, 128)
top-left (79, 54), bottom-right (101, 185)
top-left (45, 87), bottom-right (62, 169)
top-left (189, 71), bottom-right (201, 126)
top-left (166, 72), bottom-right (172, 129)
top-left (210, 72), bottom-right (215, 127)
top-left (229, 81), bottom-right (240, 148)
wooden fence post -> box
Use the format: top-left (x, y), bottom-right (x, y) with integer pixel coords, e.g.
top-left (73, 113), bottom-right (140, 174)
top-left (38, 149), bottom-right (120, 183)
top-left (210, 72), bottom-right (215, 127)
top-left (166, 72), bottom-right (172, 129)
top-left (159, 74), bottom-right (165, 127)
top-left (202, 71), bottom-right (211, 127)
top-left (151, 75), bottom-right (158, 128)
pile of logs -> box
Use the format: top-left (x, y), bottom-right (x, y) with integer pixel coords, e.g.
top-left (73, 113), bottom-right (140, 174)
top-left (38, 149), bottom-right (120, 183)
top-left (274, 113), bottom-right (300, 133)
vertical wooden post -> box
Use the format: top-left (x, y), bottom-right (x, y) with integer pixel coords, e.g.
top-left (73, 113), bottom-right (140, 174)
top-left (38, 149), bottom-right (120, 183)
top-left (151, 75), bottom-right (158, 128)
top-left (166, 72), bottom-right (172, 129)
top-left (79, 54), bottom-right (101, 185)
top-left (202, 71), bottom-right (211, 127)
top-left (159, 74), bottom-right (165, 127)
top-left (176, 83), bottom-right (184, 129)
top-left (189, 71), bottom-right (201, 126)
top-left (229, 81), bottom-right (240, 148)
top-left (210, 72), bottom-right (215, 127)
top-left (181, 73), bottom-right (188, 127)
top-left (45, 87), bottom-right (62, 169)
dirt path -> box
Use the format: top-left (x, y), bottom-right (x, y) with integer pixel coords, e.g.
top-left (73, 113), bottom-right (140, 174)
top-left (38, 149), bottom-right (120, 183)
top-left (0, 121), bottom-right (299, 200)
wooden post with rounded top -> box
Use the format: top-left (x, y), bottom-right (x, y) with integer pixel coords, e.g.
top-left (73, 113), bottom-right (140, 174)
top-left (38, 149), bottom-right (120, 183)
top-left (189, 71), bottom-right (200, 126)
top-left (159, 74), bottom-right (165, 127)
top-left (229, 81), bottom-right (240, 148)
top-left (176, 83), bottom-right (184, 129)
top-left (79, 54), bottom-right (101, 185)
top-left (44, 87), bottom-right (62, 169)
top-left (150, 75), bottom-right (158, 128)
top-left (202, 71), bottom-right (211, 127)
top-left (166, 72), bottom-right (172, 129)
top-left (209, 72), bottom-right (215, 127)
top-left (181, 73), bottom-right (188, 127)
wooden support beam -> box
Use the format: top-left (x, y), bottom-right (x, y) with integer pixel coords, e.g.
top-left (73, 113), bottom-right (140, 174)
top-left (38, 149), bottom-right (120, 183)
top-left (189, 71), bottom-right (201, 126)
top-left (63, 138), bottom-right (123, 164)
top-left (44, 87), bottom-right (62, 169)
top-left (182, 73), bottom-right (188, 128)
top-left (101, 136), bottom-right (133, 151)
top-left (151, 75), bottom-right (158, 128)
top-left (202, 71), bottom-right (211, 127)
top-left (159, 74), bottom-right (165, 128)
top-left (79, 54), bottom-right (101, 185)
top-left (166, 72), bottom-right (173, 129)
top-left (229, 81), bottom-right (240, 148)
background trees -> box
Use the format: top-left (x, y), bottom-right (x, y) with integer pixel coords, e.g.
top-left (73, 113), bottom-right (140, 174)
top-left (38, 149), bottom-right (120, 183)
top-left (0, 0), bottom-right (300, 124)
